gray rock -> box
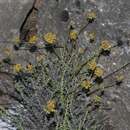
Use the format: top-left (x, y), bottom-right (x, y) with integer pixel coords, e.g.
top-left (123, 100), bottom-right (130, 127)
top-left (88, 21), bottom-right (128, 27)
top-left (0, 0), bottom-right (130, 130)
top-left (0, 0), bottom-right (33, 40)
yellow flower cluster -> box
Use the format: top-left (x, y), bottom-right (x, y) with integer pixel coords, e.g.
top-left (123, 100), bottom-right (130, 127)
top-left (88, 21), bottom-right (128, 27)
top-left (100, 40), bottom-right (111, 51)
top-left (43, 32), bottom-right (57, 44)
top-left (94, 67), bottom-right (104, 77)
top-left (14, 64), bottom-right (22, 73)
top-left (44, 100), bottom-right (56, 114)
top-left (86, 11), bottom-right (96, 22)
top-left (69, 30), bottom-right (78, 41)
top-left (28, 35), bottom-right (38, 44)
top-left (116, 75), bottom-right (124, 82)
top-left (81, 79), bottom-right (92, 90)
top-left (26, 63), bottom-right (33, 72)
top-left (87, 60), bottom-right (104, 77)
top-left (13, 63), bottom-right (34, 73)
top-left (87, 59), bottom-right (97, 71)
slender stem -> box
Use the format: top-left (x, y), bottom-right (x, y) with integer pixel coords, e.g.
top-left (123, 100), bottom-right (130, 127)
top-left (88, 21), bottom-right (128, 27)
top-left (87, 83), bottom-right (115, 96)
top-left (103, 62), bottom-right (130, 80)
top-left (78, 22), bottom-right (89, 35)
top-left (78, 110), bottom-right (88, 130)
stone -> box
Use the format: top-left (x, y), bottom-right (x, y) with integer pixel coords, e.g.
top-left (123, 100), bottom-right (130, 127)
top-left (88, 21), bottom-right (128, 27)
top-left (0, 0), bottom-right (130, 130)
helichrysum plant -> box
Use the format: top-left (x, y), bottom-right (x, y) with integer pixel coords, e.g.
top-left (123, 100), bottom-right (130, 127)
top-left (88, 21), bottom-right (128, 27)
top-left (0, 8), bottom-right (130, 130)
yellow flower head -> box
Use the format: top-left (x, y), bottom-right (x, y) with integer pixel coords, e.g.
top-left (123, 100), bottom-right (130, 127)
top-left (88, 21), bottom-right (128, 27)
top-left (86, 11), bottom-right (96, 22)
top-left (44, 100), bottom-right (56, 114)
top-left (43, 32), bottom-right (57, 44)
top-left (93, 95), bottom-right (101, 103)
top-left (13, 36), bottom-right (20, 44)
top-left (69, 30), bottom-right (78, 41)
top-left (94, 67), bottom-right (104, 77)
top-left (4, 48), bottom-right (11, 56)
top-left (26, 63), bottom-right (33, 72)
top-left (88, 31), bottom-right (96, 42)
top-left (116, 74), bottom-right (124, 82)
top-left (87, 59), bottom-right (97, 71)
top-left (14, 64), bottom-right (22, 73)
top-left (28, 35), bottom-right (38, 44)
top-left (81, 79), bottom-right (92, 90)
top-left (100, 40), bottom-right (111, 51)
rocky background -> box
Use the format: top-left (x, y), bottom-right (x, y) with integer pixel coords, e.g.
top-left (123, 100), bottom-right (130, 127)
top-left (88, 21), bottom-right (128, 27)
top-left (0, 0), bottom-right (130, 130)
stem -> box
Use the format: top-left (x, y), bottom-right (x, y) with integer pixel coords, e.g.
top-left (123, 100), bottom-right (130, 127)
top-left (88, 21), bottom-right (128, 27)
top-left (74, 53), bottom-right (99, 77)
top-left (63, 98), bottom-right (69, 130)
top-left (78, 22), bottom-right (89, 35)
top-left (60, 69), bottom-right (66, 106)
top-left (87, 83), bottom-right (115, 96)
top-left (78, 110), bottom-right (88, 130)
top-left (103, 62), bottom-right (130, 80)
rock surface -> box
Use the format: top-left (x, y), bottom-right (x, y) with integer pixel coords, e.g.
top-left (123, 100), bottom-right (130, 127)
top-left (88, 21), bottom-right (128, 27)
top-left (0, 0), bottom-right (130, 130)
